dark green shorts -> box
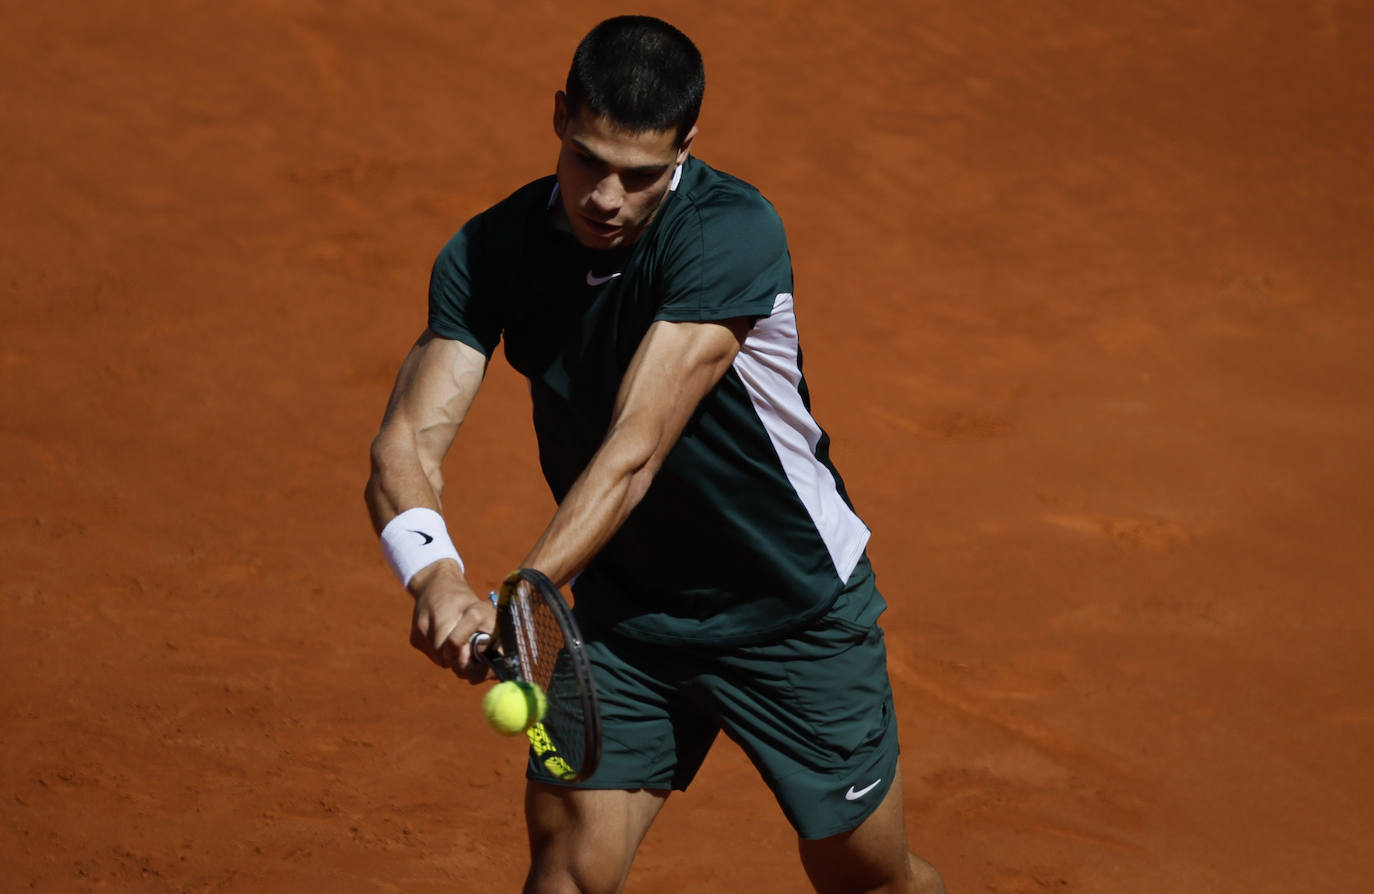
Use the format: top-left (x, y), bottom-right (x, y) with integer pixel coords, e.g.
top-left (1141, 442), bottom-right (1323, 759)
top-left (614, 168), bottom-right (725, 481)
top-left (527, 557), bottom-right (900, 840)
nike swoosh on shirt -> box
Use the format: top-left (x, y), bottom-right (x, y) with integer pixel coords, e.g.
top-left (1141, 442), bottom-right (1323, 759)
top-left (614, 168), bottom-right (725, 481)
top-left (844, 778), bottom-right (882, 801)
top-left (586, 270), bottom-right (622, 286)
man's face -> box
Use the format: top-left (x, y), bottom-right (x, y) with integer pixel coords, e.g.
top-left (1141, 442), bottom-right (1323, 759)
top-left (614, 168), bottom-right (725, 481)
top-left (553, 93), bottom-right (696, 250)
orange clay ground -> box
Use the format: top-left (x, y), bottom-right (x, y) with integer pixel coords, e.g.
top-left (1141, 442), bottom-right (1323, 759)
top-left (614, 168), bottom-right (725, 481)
top-left (3, 2), bottom-right (1372, 891)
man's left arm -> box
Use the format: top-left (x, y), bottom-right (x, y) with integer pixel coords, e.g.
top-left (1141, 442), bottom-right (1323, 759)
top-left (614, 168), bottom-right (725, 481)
top-left (521, 316), bottom-right (751, 584)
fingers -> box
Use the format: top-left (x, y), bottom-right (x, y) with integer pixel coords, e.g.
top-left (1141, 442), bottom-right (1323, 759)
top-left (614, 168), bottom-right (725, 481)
top-left (409, 587), bottom-right (494, 683)
top-left (444, 623), bottom-right (494, 684)
top-left (453, 603), bottom-right (496, 683)
top-left (455, 644), bottom-right (492, 684)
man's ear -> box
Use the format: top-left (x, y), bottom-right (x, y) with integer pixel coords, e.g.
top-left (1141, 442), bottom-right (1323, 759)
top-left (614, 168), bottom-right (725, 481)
top-left (676, 125), bottom-right (699, 165)
top-left (553, 91), bottom-right (568, 139)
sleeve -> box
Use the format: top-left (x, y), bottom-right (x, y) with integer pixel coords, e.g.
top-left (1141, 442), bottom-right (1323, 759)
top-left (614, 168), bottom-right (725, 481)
top-left (427, 212), bottom-right (503, 356)
top-left (653, 192), bottom-right (793, 324)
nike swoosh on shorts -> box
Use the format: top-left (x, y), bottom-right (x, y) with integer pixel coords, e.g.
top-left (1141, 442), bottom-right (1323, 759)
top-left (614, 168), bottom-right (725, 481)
top-left (844, 778), bottom-right (882, 801)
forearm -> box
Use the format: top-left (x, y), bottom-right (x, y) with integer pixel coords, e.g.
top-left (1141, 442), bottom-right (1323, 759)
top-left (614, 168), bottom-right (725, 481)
top-left (368, 425), bottom-right (487, 678)
top-left (364, 331), bottom-right (492, 679)
top-left (522, 422), bottom-right (659, 586)
top-left (523, 319), bottom-right (748, 585)
top-left (365, 420), bottom-right (446, 533)
top-left (364, 333), bottom-right (485, 533)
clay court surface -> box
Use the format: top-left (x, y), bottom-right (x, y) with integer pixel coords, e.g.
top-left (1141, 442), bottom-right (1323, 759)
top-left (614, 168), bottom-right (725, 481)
top-left (3, 1), bottom-right (1373, 891)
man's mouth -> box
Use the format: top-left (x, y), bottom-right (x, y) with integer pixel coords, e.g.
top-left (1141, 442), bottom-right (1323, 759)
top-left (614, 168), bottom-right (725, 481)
top-left (582, 216), bottom-right (621, 236)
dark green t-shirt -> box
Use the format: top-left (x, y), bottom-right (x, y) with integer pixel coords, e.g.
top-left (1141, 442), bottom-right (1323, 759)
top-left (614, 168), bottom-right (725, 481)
top-left (429, 157), bottom-right (870, 646)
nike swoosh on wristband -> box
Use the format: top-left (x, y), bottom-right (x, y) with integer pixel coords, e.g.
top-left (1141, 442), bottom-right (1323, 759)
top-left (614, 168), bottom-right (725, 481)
top-left (408, 530), bottom-right (434, 546)
top-left (586, 270), bottom-right (621, 286)
top-left (844, 778), bottom-right (882, 801)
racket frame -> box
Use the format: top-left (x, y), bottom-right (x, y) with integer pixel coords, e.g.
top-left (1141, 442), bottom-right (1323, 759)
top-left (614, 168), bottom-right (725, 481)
top-left (472, 568), bottom-right (601, 782)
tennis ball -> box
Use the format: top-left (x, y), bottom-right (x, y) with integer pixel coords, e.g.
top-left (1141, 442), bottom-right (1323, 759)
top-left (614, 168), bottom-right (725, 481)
top-left (482, 680), bottom-right (547, 736)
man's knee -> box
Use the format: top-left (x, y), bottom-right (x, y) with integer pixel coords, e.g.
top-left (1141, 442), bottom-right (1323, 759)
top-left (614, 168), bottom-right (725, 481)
top-left (524, 813), bottom-right (632, 894)
top-left (523, 857), bottom-right (625, 894)
top-left (908, 853), bottom-right (946, 894)
top-left (523, 783), bottom-right (666, 894)
top-left (801, 850), bottom-right (944, 894)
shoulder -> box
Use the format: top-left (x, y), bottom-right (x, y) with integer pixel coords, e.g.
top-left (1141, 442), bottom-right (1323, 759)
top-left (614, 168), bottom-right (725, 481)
top-left (648, 159), bottom-right (793, 322)
top-left (437, 175), bottom-right (557, 263)
top-left (428, 175), bottom-right (556, 349)
top-left (665, 159), bottom-right (785, 237)
top-left (661, 159), bottom-right (786, 250)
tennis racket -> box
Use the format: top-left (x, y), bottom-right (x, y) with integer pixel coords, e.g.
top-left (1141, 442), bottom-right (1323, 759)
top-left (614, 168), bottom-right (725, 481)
top-left (471, 568), bottom-right (601, 782)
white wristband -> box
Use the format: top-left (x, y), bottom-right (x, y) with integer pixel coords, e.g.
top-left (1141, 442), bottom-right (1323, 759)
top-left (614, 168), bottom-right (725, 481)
top-left (380, 507), bottom-right (464, 588)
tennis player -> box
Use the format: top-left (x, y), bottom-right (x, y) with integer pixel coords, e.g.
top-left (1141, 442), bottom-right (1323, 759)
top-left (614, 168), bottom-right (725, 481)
top-left (365, 16), bottom-right (945, 894)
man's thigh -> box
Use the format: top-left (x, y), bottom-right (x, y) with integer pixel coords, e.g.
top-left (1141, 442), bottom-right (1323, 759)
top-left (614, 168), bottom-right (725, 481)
top-left (796, 765), bottom-right (944, 894)
top-left (707, 557), bottom-right (901, 840)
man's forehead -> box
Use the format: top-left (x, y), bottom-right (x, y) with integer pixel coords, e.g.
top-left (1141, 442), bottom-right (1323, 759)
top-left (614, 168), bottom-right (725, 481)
top-left (565, 109), bottom-right (681, 165)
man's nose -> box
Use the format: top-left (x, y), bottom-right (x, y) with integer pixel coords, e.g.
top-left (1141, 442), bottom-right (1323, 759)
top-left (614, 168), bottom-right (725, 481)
top-left (589, 175), bottom-right (622, 213)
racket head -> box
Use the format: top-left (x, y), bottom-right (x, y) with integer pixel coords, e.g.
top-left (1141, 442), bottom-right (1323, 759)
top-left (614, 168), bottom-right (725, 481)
top-left (482, 568), bottom-right (601, 782)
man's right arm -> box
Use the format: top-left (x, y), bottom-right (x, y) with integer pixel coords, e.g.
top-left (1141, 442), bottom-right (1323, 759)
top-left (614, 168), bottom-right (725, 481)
top-left (364, 330), bottom-right (493, 681)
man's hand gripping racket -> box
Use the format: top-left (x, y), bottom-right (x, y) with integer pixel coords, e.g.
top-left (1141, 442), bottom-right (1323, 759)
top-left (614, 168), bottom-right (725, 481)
top-left (470, 569), bottom-right (602, 782)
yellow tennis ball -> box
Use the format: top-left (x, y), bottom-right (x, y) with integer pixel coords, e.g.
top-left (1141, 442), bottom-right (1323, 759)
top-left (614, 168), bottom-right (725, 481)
top-left (482, 680), bottom-right (547, 736)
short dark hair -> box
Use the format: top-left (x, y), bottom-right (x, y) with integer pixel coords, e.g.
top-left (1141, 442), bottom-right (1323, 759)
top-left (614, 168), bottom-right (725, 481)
top-left (565, 16), bottom-right (705, 144)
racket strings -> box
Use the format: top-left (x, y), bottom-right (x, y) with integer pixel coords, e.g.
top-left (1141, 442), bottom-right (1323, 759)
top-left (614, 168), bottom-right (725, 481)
top-left (510, 587), bottom-right (564, 688)
top-left (509, 585), bottom-right (587, 772)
